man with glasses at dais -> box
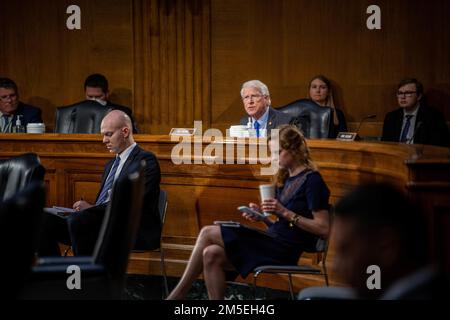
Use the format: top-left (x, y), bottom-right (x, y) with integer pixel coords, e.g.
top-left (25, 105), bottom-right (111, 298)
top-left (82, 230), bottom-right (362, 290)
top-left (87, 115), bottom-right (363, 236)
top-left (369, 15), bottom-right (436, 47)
top-left (382, 78), bottom-right (449, 147)
top-left (0, 77), bottom-right (42, 133)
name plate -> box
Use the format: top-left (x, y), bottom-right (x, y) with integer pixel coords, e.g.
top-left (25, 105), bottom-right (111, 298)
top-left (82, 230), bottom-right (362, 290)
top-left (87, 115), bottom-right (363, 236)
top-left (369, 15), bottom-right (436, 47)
top-left (169, 128), bottom-right (197, 136)
top-left (336, 132), bottom-right (360, 141)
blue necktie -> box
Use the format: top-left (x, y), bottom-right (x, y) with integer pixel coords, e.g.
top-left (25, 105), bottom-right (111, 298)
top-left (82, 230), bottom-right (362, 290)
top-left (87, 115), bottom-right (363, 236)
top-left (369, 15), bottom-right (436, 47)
top-left (1, 114), bottom-right (12, 133)
top-left (96, 156), bottom-right (120, 205)
top-left (254, 120), bottom-right (260, 138)
top-left (400, 115), bottom-right (413, 143)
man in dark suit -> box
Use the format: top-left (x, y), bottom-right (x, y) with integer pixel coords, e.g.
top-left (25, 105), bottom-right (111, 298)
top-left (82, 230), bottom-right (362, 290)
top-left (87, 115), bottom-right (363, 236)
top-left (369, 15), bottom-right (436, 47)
top-left (381, 78), bottom-right (450, 147)
top-left (239, 80), bottom-right (292, 137)
top-left (84, 73), bottom-right (139, 133)
top-left (39, 110), bottom-right (160, 256)
top-left (0, 77), bottom-right (42, 132)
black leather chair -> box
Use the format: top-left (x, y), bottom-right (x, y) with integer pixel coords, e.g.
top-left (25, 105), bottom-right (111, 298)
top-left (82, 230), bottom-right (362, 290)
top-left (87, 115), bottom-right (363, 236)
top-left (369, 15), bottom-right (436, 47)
top-left (54, 100), bottom-right (111, 133)
top-left (252, 236), bottom-right (330, 299)
top-left (0, 153), bottom-right (46, 202)
top-left (157, 189), bottom-right (169, 297)
top-left (130, 189), bottom-right (169, 298)
top-left (252, 207), bottom-right (333, 299)
top-left (0, 182), bottom-right (46, 298)
top-left (278, 99), bottom-right (334, 138)
top-left (22, 162), bottom-right (145, 299)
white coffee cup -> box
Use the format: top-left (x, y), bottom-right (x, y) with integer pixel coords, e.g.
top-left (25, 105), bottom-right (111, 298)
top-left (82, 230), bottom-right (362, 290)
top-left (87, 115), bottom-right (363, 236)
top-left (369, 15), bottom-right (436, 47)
top-left (259, 184), bottom-right (275, 215)
top-left (26, 123), bottom-right (46, 133)
top-left (229, 125), bottom-right (248, 137)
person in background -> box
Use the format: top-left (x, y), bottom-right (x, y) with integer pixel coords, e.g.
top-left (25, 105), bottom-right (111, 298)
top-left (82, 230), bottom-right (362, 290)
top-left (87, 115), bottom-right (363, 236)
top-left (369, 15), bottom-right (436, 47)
top-left (0, 77), bottom-right (42, 133)
top-left (239, 80), bottom-right (293, 137)
top-left (84, 73), bottom-right (138, 133)
top-left (381, 78), bottom-right (450, 147)
top-left (167, 125), bottom-right (330, 299)
top-left (332, 182), bottom-right (449, 299)
top-left (308, 75), bottom-right (347, 137)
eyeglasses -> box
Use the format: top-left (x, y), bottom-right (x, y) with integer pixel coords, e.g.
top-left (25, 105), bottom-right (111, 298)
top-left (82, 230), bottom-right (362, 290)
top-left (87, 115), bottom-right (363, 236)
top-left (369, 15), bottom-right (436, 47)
top-left (242, 94), bottom-right (265, 102)
top-left (0, 93), bottom-right (17, 102)
top-left (396, 91), bottom-right (417, 98)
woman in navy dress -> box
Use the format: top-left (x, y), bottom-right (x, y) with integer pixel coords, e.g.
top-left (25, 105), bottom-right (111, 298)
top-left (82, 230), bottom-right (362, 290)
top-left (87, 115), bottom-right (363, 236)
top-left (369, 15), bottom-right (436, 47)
top-left (167, 125), bottom-right (330, 300)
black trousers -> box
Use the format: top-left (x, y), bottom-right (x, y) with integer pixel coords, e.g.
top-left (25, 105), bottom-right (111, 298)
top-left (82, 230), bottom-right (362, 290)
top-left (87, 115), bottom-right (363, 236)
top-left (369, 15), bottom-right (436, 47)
top-left (38, 204), bottom-right (107, 257)
top-left (38, 211), bottom-right (71, 256)
top-left (68, 205), bottom-right (106, 255)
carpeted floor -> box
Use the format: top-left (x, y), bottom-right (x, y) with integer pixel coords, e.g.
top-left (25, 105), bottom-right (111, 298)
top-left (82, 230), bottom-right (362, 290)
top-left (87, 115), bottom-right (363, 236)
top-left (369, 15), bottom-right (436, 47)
top-left (124, 274), bottom-right (291, 300)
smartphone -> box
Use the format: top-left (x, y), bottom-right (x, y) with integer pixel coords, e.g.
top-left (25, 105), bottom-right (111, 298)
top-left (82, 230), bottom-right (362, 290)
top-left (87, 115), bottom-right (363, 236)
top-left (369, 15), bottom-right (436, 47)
top-left (237, 206), bottom-right (267, 220)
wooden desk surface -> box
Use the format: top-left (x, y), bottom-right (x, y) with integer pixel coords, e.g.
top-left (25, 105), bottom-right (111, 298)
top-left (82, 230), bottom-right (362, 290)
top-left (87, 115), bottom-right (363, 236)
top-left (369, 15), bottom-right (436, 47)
top-left (1, 134), bottom-right (449, 290)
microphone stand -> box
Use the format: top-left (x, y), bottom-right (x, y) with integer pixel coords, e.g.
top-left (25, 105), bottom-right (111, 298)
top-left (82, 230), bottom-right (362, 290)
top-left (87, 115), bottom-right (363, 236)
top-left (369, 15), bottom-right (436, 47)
top-left (356, 114), bottom-right (377, 136)
top-left (336, 114), bottom-right (376, 141)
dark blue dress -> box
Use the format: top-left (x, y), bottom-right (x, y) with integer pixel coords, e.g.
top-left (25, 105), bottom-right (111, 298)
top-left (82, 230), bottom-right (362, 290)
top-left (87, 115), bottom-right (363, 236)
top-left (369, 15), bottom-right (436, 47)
top-left (220, 170), bottom-right (330, 278)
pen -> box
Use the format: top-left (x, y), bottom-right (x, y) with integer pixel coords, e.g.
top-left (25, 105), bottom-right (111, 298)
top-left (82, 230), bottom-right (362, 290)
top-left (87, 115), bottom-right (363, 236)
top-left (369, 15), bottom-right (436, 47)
top-left (75, 197), bottom-right (84, 212)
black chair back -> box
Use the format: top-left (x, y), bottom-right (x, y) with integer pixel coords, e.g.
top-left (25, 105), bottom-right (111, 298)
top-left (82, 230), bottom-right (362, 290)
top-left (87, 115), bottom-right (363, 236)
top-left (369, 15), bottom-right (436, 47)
top-left (158, 189), bottom-right (169, 296)
top-left (92, 161), bottom-right (145, 295)
top-left (0, 153), bottom-right (45, 202)
top-left (54, 100), bottom-right (111, 133)
top-left (278, 99), bottom-right (333, 138)
top-left (158, 189), bottom-right (168, 225)
top-left (252, 207), bottom-right (333, 299)
top-left (0, 182), bottom-right (46, 297)
top-left (22, 164), bottom-right (144, 300)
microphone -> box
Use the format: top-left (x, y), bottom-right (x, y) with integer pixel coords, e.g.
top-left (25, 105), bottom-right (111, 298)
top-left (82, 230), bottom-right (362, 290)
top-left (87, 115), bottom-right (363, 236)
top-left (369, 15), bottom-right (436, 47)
top-left (355, 114), bottom-right (377, 135)
top-left (336, 114), bottom-right (376, 141)
top-left (407, 121), bottom-right (423, 144)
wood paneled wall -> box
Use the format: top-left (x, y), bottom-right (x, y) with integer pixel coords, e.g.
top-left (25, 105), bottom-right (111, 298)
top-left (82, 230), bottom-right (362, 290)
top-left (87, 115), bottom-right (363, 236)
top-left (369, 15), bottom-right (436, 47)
top-left (133, 0), bottom-right (211, 133)
top-left (0, 0), bottom-right (134, 130)
top-left (1, 0), bottom-right (449, 133)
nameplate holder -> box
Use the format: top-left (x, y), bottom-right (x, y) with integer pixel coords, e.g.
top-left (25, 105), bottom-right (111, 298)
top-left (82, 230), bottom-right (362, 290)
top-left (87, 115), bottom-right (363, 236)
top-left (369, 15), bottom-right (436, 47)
top-left (169, 128), bottom-right (196, 136)
top-left (336, 132), bottom-right (360, 141)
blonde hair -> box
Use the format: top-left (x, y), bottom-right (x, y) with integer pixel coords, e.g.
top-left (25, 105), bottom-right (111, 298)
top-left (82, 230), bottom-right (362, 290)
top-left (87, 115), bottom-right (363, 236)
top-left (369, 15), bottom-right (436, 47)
top-left (270, 125), bottom-right (317, 188)
top-left (308, 75), bottom-right (339, 126)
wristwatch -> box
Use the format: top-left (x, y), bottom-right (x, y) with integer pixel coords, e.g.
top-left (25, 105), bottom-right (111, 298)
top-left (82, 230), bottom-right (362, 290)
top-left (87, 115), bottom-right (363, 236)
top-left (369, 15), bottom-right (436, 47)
top-left (289, 214), bottom-right (301, 227)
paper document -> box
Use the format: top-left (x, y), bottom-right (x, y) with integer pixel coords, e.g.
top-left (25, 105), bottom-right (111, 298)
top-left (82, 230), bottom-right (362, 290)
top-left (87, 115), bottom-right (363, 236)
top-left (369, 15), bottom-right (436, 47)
top-left (44, 206), bottom-right (75, 218)
top-left (52, 206), bottom-right (75, 213)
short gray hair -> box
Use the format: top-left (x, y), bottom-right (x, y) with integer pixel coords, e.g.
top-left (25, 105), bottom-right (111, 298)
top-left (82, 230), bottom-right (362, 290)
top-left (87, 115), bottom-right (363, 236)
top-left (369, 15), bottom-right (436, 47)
top-left (240, 80), bottom-right (270, 98)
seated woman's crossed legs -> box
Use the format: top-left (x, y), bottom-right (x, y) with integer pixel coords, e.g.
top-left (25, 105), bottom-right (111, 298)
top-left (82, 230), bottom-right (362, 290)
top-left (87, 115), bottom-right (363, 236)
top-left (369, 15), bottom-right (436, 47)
top-left (167, 225), bottom-right (235, 300)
